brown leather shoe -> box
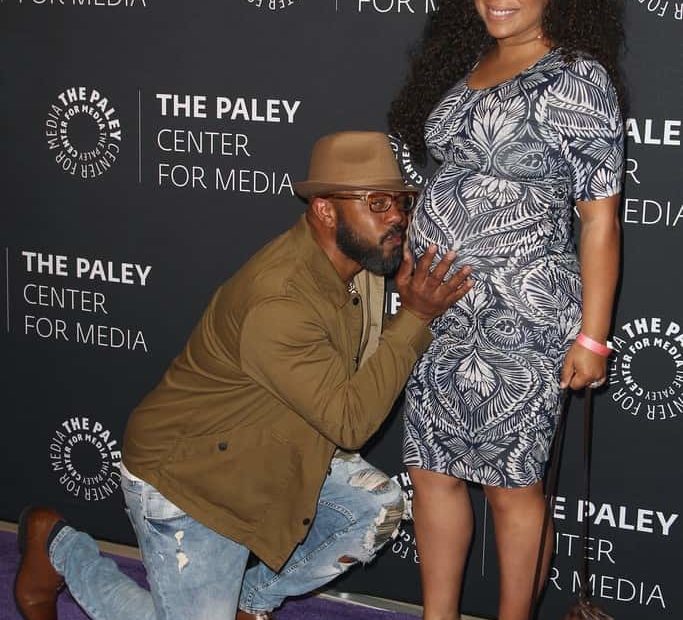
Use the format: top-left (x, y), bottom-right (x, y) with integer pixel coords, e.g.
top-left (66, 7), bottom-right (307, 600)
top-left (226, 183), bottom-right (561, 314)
top-left (14, 506), bottom-right (66, 620)
top-left (236, 611), bottom-right (274, 620)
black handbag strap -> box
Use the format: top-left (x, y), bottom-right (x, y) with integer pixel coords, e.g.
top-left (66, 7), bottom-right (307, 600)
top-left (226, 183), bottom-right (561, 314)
top-left (579, 388), bottom-right (594, 599)
top-left (529, 388), bottom-right (594, 619)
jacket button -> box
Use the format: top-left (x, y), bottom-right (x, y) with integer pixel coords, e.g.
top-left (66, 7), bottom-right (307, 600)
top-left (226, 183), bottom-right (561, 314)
top-left (352, 297), bottom-right (360, 306)
top-left (302, 518), bottom-right (311, 525)
top-left (217, 442), bottom-right (228, 451)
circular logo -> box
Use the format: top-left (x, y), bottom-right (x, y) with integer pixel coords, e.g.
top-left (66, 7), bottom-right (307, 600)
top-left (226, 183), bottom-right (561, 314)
top-left (45, 87), bottom-right (122, 179)
top-left (609, 317), bottom-right (683, 422)
top-left (388, 133), bottom-right (429, 189)
top-left (49, 416), bottom-right (122, 501)
top-left (243, 0), bottom-right (300, 10)
top-left (389, 470), bottom-right (420, 564)
top-left (630, 0), bottom-right (682, 21)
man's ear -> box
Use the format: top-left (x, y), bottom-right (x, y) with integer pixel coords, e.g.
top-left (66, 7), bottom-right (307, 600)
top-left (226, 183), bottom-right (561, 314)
top-left (310, 197), bottom-right (337, 229)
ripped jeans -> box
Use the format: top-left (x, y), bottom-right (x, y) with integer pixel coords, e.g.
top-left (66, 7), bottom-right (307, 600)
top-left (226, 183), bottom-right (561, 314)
top-left (49, 451), bottom-right (404, 620)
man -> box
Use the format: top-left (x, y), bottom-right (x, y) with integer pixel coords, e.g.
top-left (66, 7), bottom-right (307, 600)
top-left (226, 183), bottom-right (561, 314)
top-left (15, 131), bottom-right (473, 620)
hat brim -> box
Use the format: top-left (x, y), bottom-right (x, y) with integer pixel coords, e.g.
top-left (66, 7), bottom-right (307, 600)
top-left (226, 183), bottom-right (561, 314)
top-left (294, 179), bottom-right (419, 199)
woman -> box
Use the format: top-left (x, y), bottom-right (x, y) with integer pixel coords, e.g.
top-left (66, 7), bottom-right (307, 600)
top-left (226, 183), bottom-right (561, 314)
top-left (389, 1), bottom-right (625, 619)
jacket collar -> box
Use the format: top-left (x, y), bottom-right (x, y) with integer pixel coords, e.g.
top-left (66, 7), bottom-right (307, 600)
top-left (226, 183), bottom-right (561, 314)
top-left (294, 215), bottom-right (350, 308)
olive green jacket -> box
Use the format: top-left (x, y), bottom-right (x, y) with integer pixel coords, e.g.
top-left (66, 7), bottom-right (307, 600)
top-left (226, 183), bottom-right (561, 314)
top-left (123, 215), bottom-right (431, 570)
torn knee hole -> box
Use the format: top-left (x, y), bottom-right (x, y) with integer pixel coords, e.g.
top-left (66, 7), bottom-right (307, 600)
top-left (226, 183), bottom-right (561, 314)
top-left (363, 502), bottom-right (405, 554)
top-left (349, 469), bottom-right (396, 494)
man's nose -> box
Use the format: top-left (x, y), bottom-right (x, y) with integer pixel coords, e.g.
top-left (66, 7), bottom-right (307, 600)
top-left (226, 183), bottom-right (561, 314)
top-left (384, 201), bottom-right (408, 226)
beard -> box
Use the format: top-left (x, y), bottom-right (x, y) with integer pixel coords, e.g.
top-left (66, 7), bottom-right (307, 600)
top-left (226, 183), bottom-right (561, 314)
top-left (335, 212), bottom-right (404, 277)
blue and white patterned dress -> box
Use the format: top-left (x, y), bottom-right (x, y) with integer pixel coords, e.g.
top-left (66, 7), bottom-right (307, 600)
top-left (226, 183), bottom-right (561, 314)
top-left (403, 48), bottom-right (624, 488)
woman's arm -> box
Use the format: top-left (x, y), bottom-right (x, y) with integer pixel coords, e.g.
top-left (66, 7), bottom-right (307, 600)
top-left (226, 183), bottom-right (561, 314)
top-left (559, 194), bottom-right (621, 390)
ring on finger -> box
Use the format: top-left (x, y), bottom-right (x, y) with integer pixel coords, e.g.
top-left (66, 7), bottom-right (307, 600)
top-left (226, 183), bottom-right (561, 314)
top-left (588, 380), bottom-right (604, 389)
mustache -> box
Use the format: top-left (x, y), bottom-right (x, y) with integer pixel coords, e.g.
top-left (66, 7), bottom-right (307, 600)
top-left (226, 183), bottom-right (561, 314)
top-left (380, 224), bottom-right (406, 244)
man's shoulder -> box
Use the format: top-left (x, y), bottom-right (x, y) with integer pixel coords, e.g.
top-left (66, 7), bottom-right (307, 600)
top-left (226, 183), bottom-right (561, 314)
top-left (220, 220), bottom-right (321, 310)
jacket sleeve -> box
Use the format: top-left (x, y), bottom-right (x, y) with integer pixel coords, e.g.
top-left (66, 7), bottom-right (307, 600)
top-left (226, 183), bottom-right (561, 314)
top-left (239, 297), bottom-right (432, 450)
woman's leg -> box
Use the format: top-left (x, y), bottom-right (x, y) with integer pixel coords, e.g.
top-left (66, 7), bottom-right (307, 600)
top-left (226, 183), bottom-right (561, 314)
top-left (484, 482), bottom-right (552, 620)
top-left (409, 467), bottom-right (473, 620)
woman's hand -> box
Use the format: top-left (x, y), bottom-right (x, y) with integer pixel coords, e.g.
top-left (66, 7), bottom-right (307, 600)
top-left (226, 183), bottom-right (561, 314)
top-left (559, 341), bottom-right (608, 390)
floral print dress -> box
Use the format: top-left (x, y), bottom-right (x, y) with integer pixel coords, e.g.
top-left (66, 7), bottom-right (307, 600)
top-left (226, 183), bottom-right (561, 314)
top-left (403, 48), bottom-right (624, 487)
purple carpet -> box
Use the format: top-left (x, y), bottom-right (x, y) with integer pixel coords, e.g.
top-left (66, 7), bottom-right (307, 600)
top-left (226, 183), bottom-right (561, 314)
top-left (1, 530), bottom-right (416, 620)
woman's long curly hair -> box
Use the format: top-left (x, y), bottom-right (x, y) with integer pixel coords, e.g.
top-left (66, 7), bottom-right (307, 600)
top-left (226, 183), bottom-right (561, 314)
top-left (389, 0), bottom-right (625, 164)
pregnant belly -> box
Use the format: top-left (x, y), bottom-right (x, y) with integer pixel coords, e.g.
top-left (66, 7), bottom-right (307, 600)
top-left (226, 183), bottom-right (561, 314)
top-left (409, 167), bottom-right (572, 272)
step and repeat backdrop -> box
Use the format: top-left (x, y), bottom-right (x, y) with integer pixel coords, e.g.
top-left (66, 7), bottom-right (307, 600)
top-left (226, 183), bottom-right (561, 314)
top-left (1, 1), bottom-right (681, 618)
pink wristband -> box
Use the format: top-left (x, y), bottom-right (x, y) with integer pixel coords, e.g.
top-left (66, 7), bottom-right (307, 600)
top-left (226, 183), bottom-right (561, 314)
top-left (576, 333), bottom-right (611, 357)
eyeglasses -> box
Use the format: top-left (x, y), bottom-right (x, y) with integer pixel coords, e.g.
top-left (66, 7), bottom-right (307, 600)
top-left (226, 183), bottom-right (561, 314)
top-left (324, 191), bottom-right (417, 214)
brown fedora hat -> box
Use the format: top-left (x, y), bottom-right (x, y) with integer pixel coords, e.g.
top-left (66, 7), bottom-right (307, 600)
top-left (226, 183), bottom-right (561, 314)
top-left (294, 131), bottom-right (417, 198)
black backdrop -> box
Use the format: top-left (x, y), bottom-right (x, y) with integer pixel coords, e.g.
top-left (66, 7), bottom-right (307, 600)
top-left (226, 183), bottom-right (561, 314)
top-left (1, 2), bottom-right (681, 618)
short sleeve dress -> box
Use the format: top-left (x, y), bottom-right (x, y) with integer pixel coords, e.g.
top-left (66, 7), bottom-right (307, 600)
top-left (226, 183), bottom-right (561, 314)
top-left (403, 48), bottom-right (624, 488)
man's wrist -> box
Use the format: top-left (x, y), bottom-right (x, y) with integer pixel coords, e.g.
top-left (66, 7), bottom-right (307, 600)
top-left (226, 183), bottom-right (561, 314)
top-left (398, 304), bottom-right (432, 325)
top-left (386, 308), bottom-right (433, 354)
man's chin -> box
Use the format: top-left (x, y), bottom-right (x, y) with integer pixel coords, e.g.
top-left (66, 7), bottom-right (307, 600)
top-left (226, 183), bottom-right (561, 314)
top-left (367, 250), bottom-right (402, 277)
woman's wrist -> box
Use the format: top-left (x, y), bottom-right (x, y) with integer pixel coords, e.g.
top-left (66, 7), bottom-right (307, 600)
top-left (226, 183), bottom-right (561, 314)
top-left (576, 332), bottom-right (611, 357)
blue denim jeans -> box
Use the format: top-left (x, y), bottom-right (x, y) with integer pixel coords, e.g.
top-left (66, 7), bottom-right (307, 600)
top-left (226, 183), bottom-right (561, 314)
top-left (49, 451), bottom-right (404, 619)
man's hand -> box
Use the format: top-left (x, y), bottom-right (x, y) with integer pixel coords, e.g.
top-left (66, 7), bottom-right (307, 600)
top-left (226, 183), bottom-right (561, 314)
top-left (395, 245), bottom-right (473, 323)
